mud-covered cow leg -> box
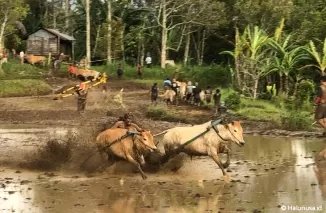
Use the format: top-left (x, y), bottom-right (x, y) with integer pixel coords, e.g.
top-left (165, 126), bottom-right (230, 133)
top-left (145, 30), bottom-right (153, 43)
top-left (126, 154), bottom-right (148, 180)
top-left (222, 146), bottom-right (231, 169)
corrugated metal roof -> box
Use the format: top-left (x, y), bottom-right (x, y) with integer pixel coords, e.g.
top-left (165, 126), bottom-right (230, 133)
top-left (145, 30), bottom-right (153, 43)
top-left (46, 29), bottom-right (76, 41)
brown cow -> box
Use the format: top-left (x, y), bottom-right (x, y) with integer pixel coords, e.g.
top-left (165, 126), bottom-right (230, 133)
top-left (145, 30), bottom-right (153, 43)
top-left (95, 128), bottom-right (157, 180)
top-left (73, 67), bottom-right (102, 81)
top-left (25, 54), bottom-right (46, 66)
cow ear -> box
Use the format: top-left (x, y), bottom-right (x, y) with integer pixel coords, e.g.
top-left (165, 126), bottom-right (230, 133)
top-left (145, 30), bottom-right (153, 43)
top-left (231, 121), bottom-right (235, 125)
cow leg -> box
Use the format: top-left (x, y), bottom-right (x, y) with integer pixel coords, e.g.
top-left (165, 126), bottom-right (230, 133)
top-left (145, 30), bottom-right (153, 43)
top-left (126, 154), bottom-right (147, 180)
top-left (222, 146), bottom-right (231, 169)
top-left (209, 151), bottom-right (230, 183)
top-left (139, 155), bottom-right (146, 166)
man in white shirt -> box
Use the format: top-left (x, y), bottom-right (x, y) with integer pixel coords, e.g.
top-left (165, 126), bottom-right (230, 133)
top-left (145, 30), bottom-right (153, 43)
top-left (19, 51), bottom-right (25, 64)
top-left (145, 55), bottom-right (152, 68)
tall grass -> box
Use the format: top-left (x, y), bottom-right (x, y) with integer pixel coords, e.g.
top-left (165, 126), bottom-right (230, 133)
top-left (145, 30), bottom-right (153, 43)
top-left (0, 79), bottom-right (52, 97)
top-left (1, 59), bottom-right (46, 79)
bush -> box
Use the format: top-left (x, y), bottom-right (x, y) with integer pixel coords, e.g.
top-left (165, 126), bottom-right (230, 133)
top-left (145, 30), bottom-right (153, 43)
top-left (294, 80), bottom-right (315, 110)
top-left (224, 91), bottom-right (241, 110)
top-left (0, 79), bottom-right (53, 97)
top-left (179, 65), bottom-right (232, 87)
top-left (280, 110), bottom-right (313, 131)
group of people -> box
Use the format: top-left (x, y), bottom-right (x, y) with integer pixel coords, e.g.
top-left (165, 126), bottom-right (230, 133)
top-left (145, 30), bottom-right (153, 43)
top-left (149, 78), bottom-right (222, 114)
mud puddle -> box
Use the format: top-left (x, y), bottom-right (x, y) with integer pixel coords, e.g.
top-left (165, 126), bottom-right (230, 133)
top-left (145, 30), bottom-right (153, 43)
top-left (0, 131), bottom-right (326, 212)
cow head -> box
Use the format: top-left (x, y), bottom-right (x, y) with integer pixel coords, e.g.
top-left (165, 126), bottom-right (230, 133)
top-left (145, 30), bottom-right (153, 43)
top-left (136, 130), bottom-right (157, 152)
top-left (222, 121), bottom-right (245, 147)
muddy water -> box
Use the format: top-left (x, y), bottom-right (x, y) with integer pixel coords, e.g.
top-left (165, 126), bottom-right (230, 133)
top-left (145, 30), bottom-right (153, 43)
top-left (0, 130), bottom-right (326, 213)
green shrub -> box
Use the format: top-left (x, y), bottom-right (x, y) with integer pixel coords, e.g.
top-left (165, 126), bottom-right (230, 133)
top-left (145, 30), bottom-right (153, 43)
top-left (293, 80), bottom-right (315, 110)
top-left (0, 79), bottom-right (52, 97)
top-left (280, 110), bottom-right (313, 131)
top-left (224, 91), bottom-right (241, 110)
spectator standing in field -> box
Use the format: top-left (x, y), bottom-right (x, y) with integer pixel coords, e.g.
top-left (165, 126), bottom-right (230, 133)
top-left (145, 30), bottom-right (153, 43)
top-left (149, 83), bottom-right (159, 105)
top-left (1, 50), bottom-right (7, 64)
top-left (204, 86), bottom-right (213, 104)
top-left (145, 55), bottom-right (152, 68)
top-left (213, 89), bottom-right (221, 115)
top-left (19, 51), bottom-right (24, 64)
top-left (77, 80), bottom-right (89, 115)
top-left (117, 64), bottom-right (123, 79)
top-left (186, 81), bottom-right (193, 102)
top-left (193, 82), bottom-right (202, 106)
top-left (137, 64), bottom-right (143, 79)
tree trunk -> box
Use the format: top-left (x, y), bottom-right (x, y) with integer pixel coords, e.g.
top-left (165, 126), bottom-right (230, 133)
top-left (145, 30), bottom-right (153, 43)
top-left (92, 25), bottom-right (101, 57)
top-left (160, 0), bottom-right (167, 69)
top-left (253, 78), bottom-right (259, 99)
top-left (65, 0), bottom-right (70, 34)
top-left (107, 0), bottom-right (112, 65)
top-left (52, 0), bottom-right (56, 29)
top-left (278, 73), bottom-right (283, 95)
top-left (183, 30), bottom-right (190, 66)
top-left (120, 23), bottom-right (125, 63)
top-left (0, 12), bottom-right (8, 53)
top-left (235, 56), bottom-right (242, 90)
top-left (137, 42), bottom-right (141, 65)
top-left (0, 12), bottom-right (7, 75)
top-left (199, 29), bottom-right (206, 66)
top-left (140, 41), bottom-right (145, 66)
top-left (196, 30), bottom-right (201, 65)
top-left (85, 0), bottom-right (91, 68)
top-left (284, 74), bottom-right (289, 97)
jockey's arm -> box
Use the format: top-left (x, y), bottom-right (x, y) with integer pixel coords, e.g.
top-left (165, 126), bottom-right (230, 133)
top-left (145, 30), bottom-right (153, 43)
top-left (111, 121), bottom-right (124, 129)
top-left (130, 123), bottom-right (144, 132)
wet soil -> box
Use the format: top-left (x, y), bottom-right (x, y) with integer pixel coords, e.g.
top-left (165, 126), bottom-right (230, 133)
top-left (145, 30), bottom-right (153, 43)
top-left (0, 78), bottom-right (320, 137)
top-left (0, 135), bottom-right (326, 213)
top-left (0, 77), bottom-right (326, 212)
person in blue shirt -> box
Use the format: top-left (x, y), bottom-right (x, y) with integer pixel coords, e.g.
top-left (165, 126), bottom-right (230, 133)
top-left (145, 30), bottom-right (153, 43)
top-left (163, 78), bottom-right (172, 90)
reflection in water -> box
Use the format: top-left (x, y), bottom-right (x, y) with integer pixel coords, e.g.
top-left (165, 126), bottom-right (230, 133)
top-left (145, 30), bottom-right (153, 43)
top-left (1, 134), bottom-right (326, 212)
top-left (314, 143), bottom-right (326, 199)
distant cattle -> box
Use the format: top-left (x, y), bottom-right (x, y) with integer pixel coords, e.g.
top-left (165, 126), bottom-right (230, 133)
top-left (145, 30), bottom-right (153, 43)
top-left (25, 54), bottom-right (46, 66)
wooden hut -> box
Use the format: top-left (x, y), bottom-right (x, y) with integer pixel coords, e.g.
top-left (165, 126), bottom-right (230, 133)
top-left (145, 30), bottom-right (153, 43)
top-left (26, 28), bottom-right (76, 61)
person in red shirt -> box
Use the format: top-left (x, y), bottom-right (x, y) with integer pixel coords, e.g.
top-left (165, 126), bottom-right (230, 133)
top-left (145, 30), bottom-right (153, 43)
top-left (68, 63), bottom-right (76, 78)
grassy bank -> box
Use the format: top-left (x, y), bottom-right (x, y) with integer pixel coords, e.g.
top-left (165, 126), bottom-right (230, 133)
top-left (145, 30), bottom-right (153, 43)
top-left (0, 79), bottom-right (52, 97)
top-left (1, 59), bottom-right (47, 79)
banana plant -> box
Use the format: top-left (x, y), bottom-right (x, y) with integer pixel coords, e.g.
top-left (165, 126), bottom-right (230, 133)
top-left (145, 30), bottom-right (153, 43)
top-left (268, 35), bottom-right (308, 96)
top-left (302, 38), bottom-right (326, 76)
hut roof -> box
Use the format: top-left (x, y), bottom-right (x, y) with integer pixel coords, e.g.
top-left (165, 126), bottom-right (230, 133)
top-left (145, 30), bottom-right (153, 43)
top-left (27, 28), bottom-right (76, 41)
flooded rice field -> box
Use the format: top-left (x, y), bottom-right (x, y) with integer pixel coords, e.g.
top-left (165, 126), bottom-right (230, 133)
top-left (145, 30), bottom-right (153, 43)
top-left (0, 128), bottom-right (325, 213)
